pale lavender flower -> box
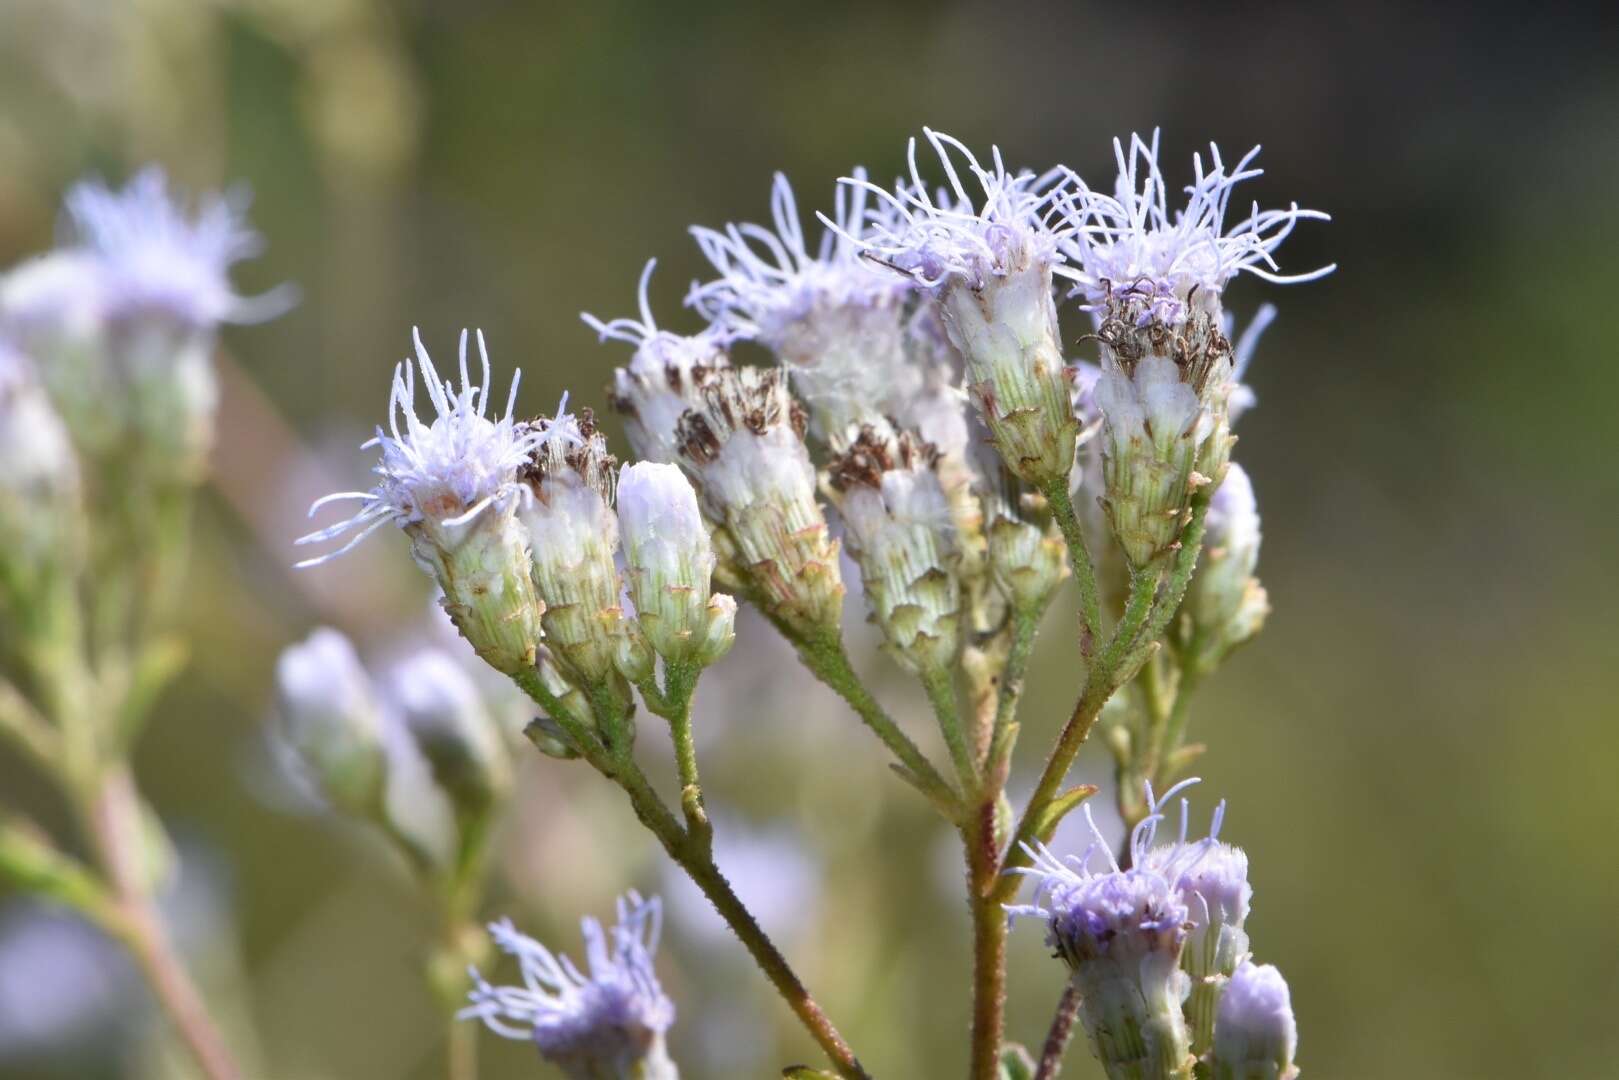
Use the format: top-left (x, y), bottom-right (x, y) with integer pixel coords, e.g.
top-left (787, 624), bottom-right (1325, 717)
top-left (1008, 780), bottom-right (1210, 1078)
top-left (1061, 131), bottom-right (1333, 325)
top-left (297, 329), bottom-right (545, 675)
top-left (58, 167), bottom-right (292, 328)
top-left (463, 894), bottom-right (677, 1079)
top-left (588, 260), bottom-right (731, 464)
top-left (688, 171), bottom-right (911, 443)
top-left (1211, 961), bottom-right (1299, 1080)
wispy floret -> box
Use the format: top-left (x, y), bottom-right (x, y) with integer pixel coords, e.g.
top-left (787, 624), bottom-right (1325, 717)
top-left (1061, 131), bottom-right (1333, 325)
top-left (588, 260), bottom-right (732, 464)
top-left (297, 329), bottom-right (544, 675)
top-left (62, 167), bottom-right (292, 327)
top-left (838, 130), bottom-right (1079, 487)
top-left (1226, 303), bottom-right (1277, 422)
top-left (688, 171), bottom-right (911, 444)
top-left (839, 129), bottom-right (1069, 290)
top-left (462, 893), bottom-right (677, 1080)
top-left (1008, 780), bottom-right (1206, 1078)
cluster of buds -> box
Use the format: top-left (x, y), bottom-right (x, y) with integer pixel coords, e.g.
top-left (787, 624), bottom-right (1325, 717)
top-left (299, 330), bottom-right (739, 705)
top-left (1011, 780), bottom-right (1299, 1080)
top-left (463, 893), bottom-right (678, 1080)
top-left (846, 130), bottom-right (1079, 490)
top-left (826, 421), bottom-right (962, 673)
top-left (275, 628), bottom-right (511, 872)
top-left (0, 169), bottom-right (290, 485)
top-left (673, 366), bottom-right (844, 639)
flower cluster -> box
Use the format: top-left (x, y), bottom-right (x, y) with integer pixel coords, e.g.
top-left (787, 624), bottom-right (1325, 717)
top-left (281, 126), bottom-right (1327, 1080)
top-left (1010, 780), bottom-right (1298, 1078)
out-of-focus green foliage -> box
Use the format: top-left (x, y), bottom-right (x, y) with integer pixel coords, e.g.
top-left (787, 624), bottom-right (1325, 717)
top-left (1, 2), bottom-right (1616, 1078)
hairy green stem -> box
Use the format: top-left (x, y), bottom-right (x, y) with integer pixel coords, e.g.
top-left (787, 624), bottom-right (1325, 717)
top-left (923, 665), bottom-right (978, 798)
top-left (792, 630), bottom-right (959, 812)
top-left (1039, 479), bottom-right (1103, 659)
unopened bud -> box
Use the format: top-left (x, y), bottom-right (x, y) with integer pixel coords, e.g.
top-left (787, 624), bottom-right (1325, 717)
top-left (519, 404), bottom-right (631, 689)
top-left (827, 422), bottom-right (962, 672)
top-left (275, 628), bottom-right (388, 818)
top-left (675, 366), bottom-right (843, 639)
top-left (984, 470), bottom-right (1067, 612)
top-left (1188, 464), bottom-right (1268, 656)
top-left (387, 648), bottom-right (511, 831)
top-left (616, 461), bottom-right (733, 667)
top-left (1211, 962), bottom-right (1298, 1080)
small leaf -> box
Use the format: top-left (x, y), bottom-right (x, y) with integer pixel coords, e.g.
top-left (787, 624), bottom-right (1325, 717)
top-left (1032, 783), bottom-right (1099, 845)
top-left (999, 1043), bottom-right (1037, 1080)
top-left (523, 715), bottom-right (580, 759)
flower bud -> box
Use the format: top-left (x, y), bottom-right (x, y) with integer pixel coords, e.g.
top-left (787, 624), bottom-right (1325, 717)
top-left (463, 893), bottom-right (678, 1080)
top-left (297, 330), bottom-right (545, 678)
top-left (274, 628), bottom-right (388, 818)
top-left (386, 648), bottom-right (511, 832)
top-left (675, 366), bottom-right (843, 639)
top-left (1210, 962), bottom-right (1298, 1080)
top-left (1091, 301), bottom-right (1236, 570)
top-left (519, 405), bottom-right (632, 688)
top-left (984, 473), bottom-right (1067, 612)
top-left (1188, 464), bottom-right (1268, 656)
top-left (617, 461), bottom-right (734, 667)
top-left (590, 260), bottom-right (733, 465)
top-left (827, 422), bottom-right (962, 673)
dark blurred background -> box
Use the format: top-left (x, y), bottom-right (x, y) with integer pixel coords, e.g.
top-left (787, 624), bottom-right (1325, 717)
top-left (2, 2), bottom-right (1616, 1078)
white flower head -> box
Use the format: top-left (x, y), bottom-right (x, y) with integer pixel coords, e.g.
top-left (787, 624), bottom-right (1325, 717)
top-left (834, 129), bottom-right (1071, 291)
top-left (297, 329), bottom-right (545, 676)
top-left (689, 171), bottom-right (913, 444)
top-left (61, 167), bottom-right (293, 328)
top-left (1061, 131), bottom-right (1333, 325)
top-left (462, 894), bottom-right (676, 1079)
top-left (589, 259), bottom-right (732, 464)
top-left (296, 328), bottom-right (537, 566)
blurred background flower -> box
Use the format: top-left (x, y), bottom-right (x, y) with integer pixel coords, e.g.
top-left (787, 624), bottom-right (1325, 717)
top-left (1, 2), bottom-right (1616, 1077)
